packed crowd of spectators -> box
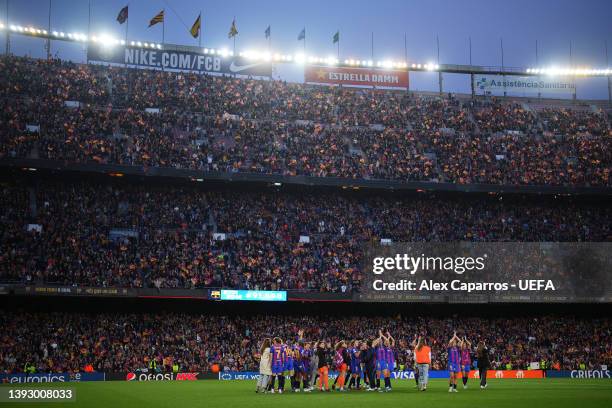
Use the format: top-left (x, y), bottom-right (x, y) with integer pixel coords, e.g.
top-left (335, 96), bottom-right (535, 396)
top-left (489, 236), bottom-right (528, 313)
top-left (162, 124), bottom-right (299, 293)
top-left (1, 56), bottom-right (610, 186)
top-left (1, 312), bottom-right (609, 373)
top-left (1, 180), bottom-right (609, 291)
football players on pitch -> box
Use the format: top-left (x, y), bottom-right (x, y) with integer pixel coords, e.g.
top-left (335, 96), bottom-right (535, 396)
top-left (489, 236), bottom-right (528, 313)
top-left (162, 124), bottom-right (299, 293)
top-left (258, 329), bottom-right (476, 395)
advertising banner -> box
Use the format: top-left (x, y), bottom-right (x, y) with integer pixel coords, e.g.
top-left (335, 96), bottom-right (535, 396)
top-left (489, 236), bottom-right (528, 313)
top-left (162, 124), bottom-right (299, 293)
top-left (87, 45), bottom-right (272, 77)
top-left (105, 371), bottom-right (217, 381)
top-left (546, 370), bottom-right (611, 378)
top-left (0, 372), bottom-right (105, 383)
top-left (218, 370), bottom-right (542, 380)
top-left (219, 371), bottom-right (345, 381)
top-left (220, 289), bottom-right (287, 302)
top-left (0, 373), bottom-right (69, 383)
top-left (305, 65), bottom-right (409, 89)
top-left (474, 75), bottom-right (575, 95)
top-left (464, 370), bottom-right (544, 379)
top-left (24, 285), bottom-right (129, 297)
top-left (68, 372), bottom-right (106, 382)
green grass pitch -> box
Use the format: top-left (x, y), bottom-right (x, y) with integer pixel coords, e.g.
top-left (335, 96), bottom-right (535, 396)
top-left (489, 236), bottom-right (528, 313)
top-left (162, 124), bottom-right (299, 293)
top-left (1, 379), bottom-right (611, 408)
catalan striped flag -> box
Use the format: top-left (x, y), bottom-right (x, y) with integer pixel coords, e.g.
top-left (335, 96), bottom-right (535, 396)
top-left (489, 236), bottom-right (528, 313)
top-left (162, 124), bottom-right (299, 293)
top-left (149, 10), bottom-right (164, 27)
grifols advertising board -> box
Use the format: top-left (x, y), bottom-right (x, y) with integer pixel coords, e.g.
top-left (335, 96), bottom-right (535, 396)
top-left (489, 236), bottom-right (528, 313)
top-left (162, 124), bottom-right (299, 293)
top-left (305, 65), bottom-right (409, 89)
top-left (87, 45), bottom-right (272, 77)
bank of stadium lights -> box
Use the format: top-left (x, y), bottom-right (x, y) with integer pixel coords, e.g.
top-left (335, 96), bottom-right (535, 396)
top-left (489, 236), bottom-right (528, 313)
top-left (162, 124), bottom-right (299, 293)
top-left (408, 62), bottom-right (439, 71)
top-left (526, 67), bottom-right (611, 76)
top-left (90, 34), bottom-right (123, 47)
top-left (127, 40), bottom-right (162, 49)
top-left (239, 50), bottom-right (294, 62)
top-left (6, 22), bottom-right (609, 75)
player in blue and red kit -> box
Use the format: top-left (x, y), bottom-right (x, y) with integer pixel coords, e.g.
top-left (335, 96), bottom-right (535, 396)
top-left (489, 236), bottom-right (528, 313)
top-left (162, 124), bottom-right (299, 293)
top-left (375, 331), bottom-right (395, 392)
top-left (375, 332), bottom-right (387, 390)
top-left (269, 337), bottom-right (285, 393)
top-left (283, 341), bottom-right (295, 392)
top-left (383, 332), bottom-right (395, 392)
top-left (460, 337), bottom-right (472, 389)
top-left (347, 340), bottom-right (362, 390)
top-left (300, 342), bottom-right (313, 392)
top-left (447, 332), bottom-right (461, 393)
top-left (290, 342), bottom-right (303, 392)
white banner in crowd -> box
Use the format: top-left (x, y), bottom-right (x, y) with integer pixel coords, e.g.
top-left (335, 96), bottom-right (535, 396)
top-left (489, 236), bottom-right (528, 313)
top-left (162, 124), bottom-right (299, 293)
top-left (474, 75), bottom-right (576, 95)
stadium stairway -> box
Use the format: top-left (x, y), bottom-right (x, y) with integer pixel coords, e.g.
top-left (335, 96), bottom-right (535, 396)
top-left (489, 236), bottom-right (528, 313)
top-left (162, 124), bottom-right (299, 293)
top-left (28, 187), bottom-right (37, 217)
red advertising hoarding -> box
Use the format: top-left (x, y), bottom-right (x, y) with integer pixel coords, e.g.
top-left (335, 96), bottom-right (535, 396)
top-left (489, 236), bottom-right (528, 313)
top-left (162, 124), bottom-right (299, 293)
top-left (463, 370), bottom-right (544, 379)
top-left (305, 65), bottom-right (409, 89)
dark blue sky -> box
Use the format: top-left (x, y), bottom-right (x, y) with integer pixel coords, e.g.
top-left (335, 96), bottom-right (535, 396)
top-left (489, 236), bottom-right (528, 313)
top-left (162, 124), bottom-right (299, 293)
top-left (3, 0), bottom-right (612, 98)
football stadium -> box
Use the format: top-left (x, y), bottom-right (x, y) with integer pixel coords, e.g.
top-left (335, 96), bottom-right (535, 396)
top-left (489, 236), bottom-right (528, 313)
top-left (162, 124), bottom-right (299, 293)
top-left (0, 1), bottom-right (611, 407)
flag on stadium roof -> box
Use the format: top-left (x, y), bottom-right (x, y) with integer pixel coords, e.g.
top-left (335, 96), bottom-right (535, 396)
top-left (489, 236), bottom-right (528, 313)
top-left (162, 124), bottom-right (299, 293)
top-left (333, 30), bottom-right (339, 44)
top-left (149, 10), bottom-right (164, 28)
top-left (297, 28), bottom-right (305, 41)
top-left (228, 18), bottom-right (238, 38)
top-left (190, 14), bottom-right (201, 38)
top-left (116, 6), bottom-right (128, 24)
top-left (265, 25), bottom-right (271, 39)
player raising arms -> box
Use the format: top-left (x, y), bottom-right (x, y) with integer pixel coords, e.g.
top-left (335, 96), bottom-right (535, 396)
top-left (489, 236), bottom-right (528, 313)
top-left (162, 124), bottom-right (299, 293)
top-left (380, 331), bottom-right (395, 392)
top-left (447, 332), bottom-right (461, 393)
top-left (374, 332), bottom-right (385, 390)
top-left (460, 336), bottom-right (472, 389)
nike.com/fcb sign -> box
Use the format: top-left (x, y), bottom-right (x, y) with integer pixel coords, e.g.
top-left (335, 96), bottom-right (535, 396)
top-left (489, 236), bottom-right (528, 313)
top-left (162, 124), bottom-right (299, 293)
top-left (87, 45), bottom-right (272, 77)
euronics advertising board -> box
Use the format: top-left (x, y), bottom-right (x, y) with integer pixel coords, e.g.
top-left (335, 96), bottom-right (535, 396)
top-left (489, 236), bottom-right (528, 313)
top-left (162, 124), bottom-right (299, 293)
top-left (87, 45), bottom-right (272, 77)
top-left (0, 372), bottom-right (105, 383)
top-left (305, 65), bottom-right (409, 89)
top-left (474, 75), bottom-right (575, 95)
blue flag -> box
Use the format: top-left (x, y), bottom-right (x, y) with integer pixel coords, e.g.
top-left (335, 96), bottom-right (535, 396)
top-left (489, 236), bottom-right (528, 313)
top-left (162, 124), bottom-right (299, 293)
top-left (265, 26), bottom-right (271, 39)
top-left (297, 28), bottom-right (305, 41)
